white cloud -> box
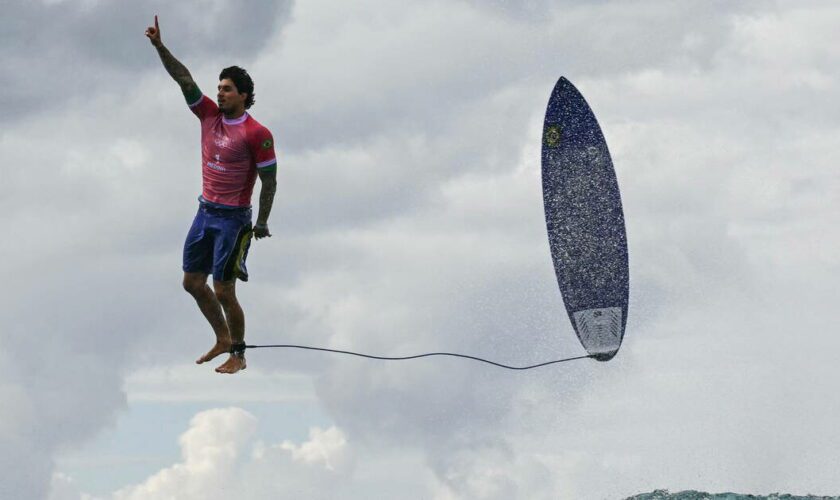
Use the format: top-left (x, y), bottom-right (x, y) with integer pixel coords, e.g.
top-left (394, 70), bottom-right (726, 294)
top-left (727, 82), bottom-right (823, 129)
top-left (110, 408), bottom-right (257, 500)
top-left (277, 426), bottom-right (348, 471)
top-left (84, 408), bottom-right (352, 500)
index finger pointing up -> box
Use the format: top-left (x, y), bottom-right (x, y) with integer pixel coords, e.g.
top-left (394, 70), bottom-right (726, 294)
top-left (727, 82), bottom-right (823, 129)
top-left (155, 15), bottom-right (159, 30)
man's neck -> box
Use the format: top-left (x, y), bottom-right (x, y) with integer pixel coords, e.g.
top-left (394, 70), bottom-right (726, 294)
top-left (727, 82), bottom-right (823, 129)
top-left (223, 108), bottom-right (246, 120)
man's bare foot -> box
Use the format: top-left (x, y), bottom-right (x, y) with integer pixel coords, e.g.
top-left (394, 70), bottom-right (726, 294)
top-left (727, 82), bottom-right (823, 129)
top-left (196, 340), bottom-right (232, 364)
top-left (215, 354), bottom-right (246, 374)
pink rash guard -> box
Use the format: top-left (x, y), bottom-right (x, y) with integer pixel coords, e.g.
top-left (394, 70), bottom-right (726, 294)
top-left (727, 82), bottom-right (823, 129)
top-left (188, 94), bottom-right (277, 207)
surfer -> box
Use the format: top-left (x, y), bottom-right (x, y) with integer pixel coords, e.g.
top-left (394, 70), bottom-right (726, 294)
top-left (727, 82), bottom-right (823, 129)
top-left (145, 15), bottom-right (278, 374)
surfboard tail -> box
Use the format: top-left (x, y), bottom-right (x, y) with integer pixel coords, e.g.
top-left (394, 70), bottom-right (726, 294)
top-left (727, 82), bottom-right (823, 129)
top-left (572, 307), bottom-right (623, 360)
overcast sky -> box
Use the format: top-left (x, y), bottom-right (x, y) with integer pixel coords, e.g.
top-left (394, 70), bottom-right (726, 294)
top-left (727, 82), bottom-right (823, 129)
top-left (2, 0), bottom-right (840, 499)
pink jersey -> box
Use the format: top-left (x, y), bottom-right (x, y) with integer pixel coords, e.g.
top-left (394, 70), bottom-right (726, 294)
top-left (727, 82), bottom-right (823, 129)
top-left (189, 95), bottom-right (277, 207)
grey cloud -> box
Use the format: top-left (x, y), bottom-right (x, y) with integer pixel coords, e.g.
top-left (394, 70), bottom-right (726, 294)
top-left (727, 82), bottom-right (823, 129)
top-left (232, 0), bottom-right (784, 247)
top-left (265, 0), bottom-right (771, 154)
top-left (0, 0), bottom-right (292, 122)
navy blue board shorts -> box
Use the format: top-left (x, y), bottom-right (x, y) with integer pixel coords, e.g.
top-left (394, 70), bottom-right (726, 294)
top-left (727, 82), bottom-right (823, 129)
top-left (183, 202), bottom-right (253, 282)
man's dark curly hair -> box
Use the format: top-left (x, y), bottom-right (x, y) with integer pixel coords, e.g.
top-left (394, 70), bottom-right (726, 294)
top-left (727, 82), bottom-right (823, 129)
top-left (219, 66), bottom-right (255, 109)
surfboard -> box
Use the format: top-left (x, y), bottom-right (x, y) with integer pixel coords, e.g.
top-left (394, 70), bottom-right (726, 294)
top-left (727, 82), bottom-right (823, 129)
top-left (541, 77), bottom-right (629, 361)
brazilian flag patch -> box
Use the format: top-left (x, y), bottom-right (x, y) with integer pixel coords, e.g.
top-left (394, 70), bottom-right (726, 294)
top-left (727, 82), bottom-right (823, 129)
top-left (544, 125), bottom-right (561, 147)
top-left (261, 138), bottom-right (273, 149)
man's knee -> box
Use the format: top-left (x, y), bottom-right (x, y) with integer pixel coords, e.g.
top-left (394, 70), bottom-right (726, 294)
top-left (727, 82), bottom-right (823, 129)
top-left (183, 273), bottom-right (207, 295)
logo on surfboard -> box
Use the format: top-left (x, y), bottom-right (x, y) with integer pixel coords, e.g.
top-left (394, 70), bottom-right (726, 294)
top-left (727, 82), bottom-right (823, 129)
top-left (544, 125), bottom-right (561, 147)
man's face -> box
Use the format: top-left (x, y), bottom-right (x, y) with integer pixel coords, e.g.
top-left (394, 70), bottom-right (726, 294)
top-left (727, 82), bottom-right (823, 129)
top-left (217, 78), bottom-right (247, 114)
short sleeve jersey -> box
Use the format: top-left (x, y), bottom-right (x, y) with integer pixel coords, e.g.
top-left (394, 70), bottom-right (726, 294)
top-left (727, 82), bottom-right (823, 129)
top-left (188, 93), bottom-right (277, 208)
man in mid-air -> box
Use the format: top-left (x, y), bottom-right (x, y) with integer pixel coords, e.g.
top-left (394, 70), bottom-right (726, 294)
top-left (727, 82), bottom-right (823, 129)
top-left (145, 15), bottom-right (277, 374)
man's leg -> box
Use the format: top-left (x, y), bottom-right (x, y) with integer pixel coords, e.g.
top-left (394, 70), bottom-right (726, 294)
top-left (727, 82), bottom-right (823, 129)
top-left (213, 279), bottom-right (246, 374)
top-left (182, 271), bottom-right (233, 363)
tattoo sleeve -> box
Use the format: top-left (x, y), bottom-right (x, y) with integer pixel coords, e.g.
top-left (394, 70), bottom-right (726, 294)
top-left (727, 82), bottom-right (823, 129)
top-left (257, 171), bottom-right (277, 225)
top-left (155, 44), bottom-right (198, 95)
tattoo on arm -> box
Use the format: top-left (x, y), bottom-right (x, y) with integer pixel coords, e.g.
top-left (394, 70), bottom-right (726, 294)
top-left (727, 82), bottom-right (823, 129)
top-left (155, 45), bottom-right (197, 94)
top-left (257, 170), bottom-right (277, 225)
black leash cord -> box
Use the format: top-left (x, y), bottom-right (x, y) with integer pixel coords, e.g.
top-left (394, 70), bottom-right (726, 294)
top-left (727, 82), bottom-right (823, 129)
top-left (244, 344), bottom-right (593, 370)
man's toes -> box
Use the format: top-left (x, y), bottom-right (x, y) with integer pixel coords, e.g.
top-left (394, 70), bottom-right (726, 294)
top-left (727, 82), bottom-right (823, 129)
top-left (197, 352), bottom-right (217, 364)
top-left (197, 344), bottom-right (230, 365)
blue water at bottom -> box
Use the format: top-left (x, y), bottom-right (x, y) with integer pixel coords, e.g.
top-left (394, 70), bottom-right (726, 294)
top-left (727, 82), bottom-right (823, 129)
top-left (627, 491), bottom-right (839, 500)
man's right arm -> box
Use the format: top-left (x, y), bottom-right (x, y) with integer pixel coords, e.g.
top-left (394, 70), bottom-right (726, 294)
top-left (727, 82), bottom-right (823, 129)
top-left (145, 15), bottom-right (201, 102)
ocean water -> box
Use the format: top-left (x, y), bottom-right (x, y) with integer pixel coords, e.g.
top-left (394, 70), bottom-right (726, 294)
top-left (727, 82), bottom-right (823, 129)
top-left (627, 491), bottom-right (840, 500)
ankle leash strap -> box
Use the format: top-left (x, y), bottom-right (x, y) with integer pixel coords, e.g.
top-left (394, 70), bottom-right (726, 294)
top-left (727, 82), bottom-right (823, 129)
top-left (230, 343), bottom-right (247, 358)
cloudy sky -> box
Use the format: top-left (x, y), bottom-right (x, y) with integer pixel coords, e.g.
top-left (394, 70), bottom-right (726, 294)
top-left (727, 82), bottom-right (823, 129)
top-left (2, 0), bottom-right (839, 499)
